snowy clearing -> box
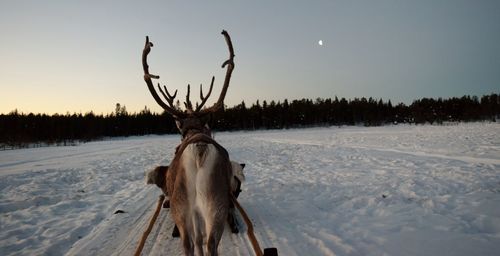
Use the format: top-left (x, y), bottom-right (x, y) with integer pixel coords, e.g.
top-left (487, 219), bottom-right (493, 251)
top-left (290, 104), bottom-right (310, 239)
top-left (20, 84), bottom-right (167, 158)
top-left (1, 123), bottom-right (500, 255)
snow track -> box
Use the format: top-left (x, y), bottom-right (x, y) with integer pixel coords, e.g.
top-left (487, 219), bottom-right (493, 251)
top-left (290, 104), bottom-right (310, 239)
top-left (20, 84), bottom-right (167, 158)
top-left (1, 123), bottom-right (500, 255)
top-left (68, 190), bottom-right (257, 256)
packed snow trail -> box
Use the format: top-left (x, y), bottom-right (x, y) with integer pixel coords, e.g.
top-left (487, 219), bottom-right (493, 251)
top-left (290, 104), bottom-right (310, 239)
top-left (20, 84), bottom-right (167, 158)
top-left (1, 123), bottom-right (500, 255)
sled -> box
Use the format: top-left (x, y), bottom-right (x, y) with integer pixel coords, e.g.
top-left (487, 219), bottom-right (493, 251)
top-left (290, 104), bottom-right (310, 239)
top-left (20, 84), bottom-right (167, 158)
top-left (134, 194), bottom-right (278, 256)
top-left (231, 195), bottom-right (278, 256)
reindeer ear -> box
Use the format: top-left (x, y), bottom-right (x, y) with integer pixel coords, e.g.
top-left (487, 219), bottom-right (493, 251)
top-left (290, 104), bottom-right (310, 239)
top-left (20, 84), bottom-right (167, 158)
top-left (240, 163), bottom-right (246, 169)
top-left (175, 120), bottom-right (183, 130)
top-left (159, 166), bottom-right (169, 175)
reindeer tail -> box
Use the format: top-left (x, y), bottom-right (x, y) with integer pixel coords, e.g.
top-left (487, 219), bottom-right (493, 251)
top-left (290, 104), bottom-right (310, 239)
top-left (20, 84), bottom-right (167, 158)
top-left (195, 143), bottom-right (209, 168)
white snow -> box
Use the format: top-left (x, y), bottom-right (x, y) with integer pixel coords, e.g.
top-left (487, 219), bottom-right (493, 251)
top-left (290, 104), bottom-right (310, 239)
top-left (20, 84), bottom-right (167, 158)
top-left (1, 123), bottom-right (499, 255)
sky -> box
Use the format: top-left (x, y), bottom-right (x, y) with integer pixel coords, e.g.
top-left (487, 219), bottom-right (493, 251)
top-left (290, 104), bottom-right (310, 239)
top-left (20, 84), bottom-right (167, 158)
top-left (1, 0), bottom-right (499, 115)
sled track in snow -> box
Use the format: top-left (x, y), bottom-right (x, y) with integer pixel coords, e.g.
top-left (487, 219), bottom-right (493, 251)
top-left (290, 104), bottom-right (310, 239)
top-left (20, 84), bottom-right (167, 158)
top-left (142, 194), bottom-right (267, 256)
top-left (139, 202), bottom-right (258, 256)
top-left (67, 188), bottom-right (259, 256)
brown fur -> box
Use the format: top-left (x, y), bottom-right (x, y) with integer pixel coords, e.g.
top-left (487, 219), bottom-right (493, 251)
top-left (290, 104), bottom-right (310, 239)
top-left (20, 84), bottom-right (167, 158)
top-left (166, 133), bottom-right (232, 256)
top-left (146, 161), bottom-right (245, 233)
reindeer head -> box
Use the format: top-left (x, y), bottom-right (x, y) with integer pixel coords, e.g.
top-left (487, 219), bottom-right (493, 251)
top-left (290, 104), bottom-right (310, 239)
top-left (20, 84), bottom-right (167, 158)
top-left (142, 30), bottom-right (235, 139)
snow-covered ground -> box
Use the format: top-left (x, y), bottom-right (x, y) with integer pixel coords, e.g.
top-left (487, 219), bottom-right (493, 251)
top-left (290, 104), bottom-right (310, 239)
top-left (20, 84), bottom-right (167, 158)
top-left (1, 123), bottom-right (499, 256)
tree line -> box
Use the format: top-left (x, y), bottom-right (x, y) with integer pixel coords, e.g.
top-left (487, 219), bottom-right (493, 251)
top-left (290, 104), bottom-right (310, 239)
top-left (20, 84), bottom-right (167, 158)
top-left (1, 93), bottom-right (498, 149)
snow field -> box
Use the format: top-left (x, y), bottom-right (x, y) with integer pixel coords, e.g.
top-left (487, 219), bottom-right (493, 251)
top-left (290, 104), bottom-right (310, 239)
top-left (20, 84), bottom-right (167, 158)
top-left (215, 123), bottom-right (500, 255)
top-left (1, 122), bottom-right (499, 255)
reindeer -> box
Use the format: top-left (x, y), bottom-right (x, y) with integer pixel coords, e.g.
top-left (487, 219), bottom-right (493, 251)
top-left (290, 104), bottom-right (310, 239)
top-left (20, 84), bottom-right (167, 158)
top-left (145, 161), bottom-right (245, 234)
top-left (142, 30), bottom-right (235, 256)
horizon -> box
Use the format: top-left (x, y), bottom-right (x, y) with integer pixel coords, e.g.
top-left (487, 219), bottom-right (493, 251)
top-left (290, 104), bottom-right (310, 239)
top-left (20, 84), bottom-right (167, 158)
top-left (1, 1), bottom-right (499, 115)
top-left (2, 92), bottom-right (497, 116)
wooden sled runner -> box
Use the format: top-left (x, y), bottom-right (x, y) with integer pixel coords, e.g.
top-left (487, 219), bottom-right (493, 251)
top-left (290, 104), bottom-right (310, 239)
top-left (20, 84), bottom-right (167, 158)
top-left (134, 194), bottom-right (278, 256)
top-left (231, 195), bottom-right (278, 256)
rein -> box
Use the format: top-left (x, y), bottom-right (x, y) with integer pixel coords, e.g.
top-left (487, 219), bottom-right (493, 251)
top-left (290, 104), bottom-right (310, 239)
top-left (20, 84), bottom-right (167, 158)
top-left (133, 194), bottom-right (272, 256)
top-left (231, 195), bottom-right (264, 256)
top-left (134, 195), bottom-right (165, 256)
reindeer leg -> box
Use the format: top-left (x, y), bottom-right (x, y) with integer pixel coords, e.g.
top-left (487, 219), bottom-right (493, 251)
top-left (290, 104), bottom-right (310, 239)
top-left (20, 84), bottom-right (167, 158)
top-left (229, 214), bottom-right (239, 233)
top-left (193, 211), bottom-right (205, 256)
top-left (207, 232), bottom-right (221, 256)
top-left (181, 236), bottom-right (194, 256)
top-left (207, 208), bottom-right (227, 256)
top-left (172, 224), bottom-right (180, 237)
top-left (228, 203), bottom-right (239, 233)
top-left (178, 224), bottom-right (194, 256)
top-left (163, 199), bottom-right (170, 208)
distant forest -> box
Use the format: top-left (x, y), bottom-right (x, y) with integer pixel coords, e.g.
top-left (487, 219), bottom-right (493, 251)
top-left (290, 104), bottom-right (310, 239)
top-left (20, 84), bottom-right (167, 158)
top-left (1, 93), bottom-right (498, 149)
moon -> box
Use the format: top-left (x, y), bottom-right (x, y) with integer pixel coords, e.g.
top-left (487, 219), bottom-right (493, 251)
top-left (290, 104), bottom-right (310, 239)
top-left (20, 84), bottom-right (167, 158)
top-left (318, 40), bottom-right (323, 46)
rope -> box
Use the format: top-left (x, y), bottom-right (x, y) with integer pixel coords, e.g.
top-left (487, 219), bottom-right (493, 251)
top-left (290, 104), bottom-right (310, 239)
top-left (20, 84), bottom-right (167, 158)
top-left (132, 194), bottom-right (267, 256)
top-left (134, 195), bottom-right (165, 256)
top-left (231, 195), bottom-right (264, 256)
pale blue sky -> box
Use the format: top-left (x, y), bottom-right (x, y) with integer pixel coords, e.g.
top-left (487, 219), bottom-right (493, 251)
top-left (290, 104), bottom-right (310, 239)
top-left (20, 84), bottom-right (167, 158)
top-left (1, 0), bottom-right (499, 114)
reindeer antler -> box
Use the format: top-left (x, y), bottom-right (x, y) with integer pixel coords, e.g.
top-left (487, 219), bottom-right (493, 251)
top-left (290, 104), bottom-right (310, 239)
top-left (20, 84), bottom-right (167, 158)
top-left (183, 75), bottom-right (215, 113)
top-left (198, 30), bottom-right (235, 115)
top-left (142, 36), bottom-right (185, 118)
top-left (158, 83), bottom-right (177, 107)
top-left (195, 76), bottom-right (215, 112)
top-left (142, 30), bottom-right (235, 118)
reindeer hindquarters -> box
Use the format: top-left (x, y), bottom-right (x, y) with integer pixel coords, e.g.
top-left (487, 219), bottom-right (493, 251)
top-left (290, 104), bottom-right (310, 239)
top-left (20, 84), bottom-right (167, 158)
top-left (197, 144), bottom-right (231, 255)
top-left (174, 143), bottom-right (231, 255)
top-left (170, 165), bottom-right (194, 255)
